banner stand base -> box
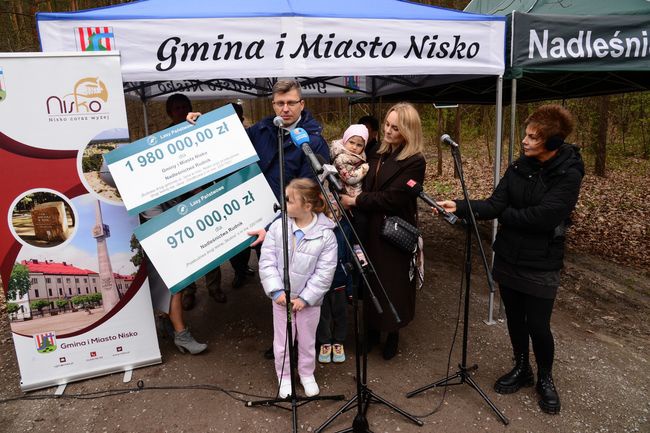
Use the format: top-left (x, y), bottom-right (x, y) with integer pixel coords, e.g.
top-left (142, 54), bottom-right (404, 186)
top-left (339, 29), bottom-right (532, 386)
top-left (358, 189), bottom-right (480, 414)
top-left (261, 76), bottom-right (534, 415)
top-left (55, 384), bottom-right (67, 396)
top-left (123, 370), bottom-right (133, 383)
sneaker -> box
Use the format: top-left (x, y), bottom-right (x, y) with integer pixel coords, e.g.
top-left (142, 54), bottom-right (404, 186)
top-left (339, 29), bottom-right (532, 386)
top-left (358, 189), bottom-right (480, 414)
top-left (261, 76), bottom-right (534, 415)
top-left (278, 378), bottom-right (292, 399)
top-left (300, 375), bottom-right (319, 397)
top-left (318, 344), bottom-right (332, 364)
top-left (332, 344), bottom-right (346, 363)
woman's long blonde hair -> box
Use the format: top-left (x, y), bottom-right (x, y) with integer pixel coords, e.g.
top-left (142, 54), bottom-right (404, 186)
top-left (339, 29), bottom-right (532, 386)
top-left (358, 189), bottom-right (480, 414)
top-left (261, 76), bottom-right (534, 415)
top-left (377, 102), bottom-right (424, 161)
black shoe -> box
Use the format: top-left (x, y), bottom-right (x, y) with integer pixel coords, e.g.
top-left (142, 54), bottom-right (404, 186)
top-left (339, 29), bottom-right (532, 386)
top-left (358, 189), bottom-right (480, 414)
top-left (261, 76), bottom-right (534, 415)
top-left (494, 353), bottom-right (534, 394)
top-left (232, 273), bottom-right (246, 289)
top-left (382, 331), bottom-right (399, 360)
top-left (536, 369), bottom-right (561, 414)
top-left (264, 346), bottom-right (275, 360)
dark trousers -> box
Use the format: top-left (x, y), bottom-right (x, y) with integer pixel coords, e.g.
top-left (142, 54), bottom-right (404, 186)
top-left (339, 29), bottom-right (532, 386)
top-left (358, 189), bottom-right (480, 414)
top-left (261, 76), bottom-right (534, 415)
top-left (500, 285), bottom-right (555, 370)
top-left (229, 248), bottom-right (251, 275)
top-left (317, 289), bottom-right (348, 345)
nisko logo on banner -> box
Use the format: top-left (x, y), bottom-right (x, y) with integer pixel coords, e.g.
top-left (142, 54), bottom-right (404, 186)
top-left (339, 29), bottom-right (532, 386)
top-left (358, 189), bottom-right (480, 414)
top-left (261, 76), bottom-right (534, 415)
top-left (46, 77), bottom-right (110, 121)
top-left (34, 332), bottom-right (57, 354)
top-left (75, 27), bottom-right (116, 51)
top-left (0, 67), bottom-right (6, 102)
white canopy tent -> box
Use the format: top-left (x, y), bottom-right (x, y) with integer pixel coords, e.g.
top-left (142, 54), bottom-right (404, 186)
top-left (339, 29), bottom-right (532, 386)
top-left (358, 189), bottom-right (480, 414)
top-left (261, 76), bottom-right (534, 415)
top-left (37, 0), bottom-right (507, 322)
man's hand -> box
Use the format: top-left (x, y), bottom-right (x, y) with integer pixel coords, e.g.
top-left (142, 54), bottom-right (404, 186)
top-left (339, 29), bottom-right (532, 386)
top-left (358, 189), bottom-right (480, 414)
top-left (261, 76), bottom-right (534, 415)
top-left (248, 228), bottom-right (267, 247)
top-left (186, 112), bottom-right (202, 124)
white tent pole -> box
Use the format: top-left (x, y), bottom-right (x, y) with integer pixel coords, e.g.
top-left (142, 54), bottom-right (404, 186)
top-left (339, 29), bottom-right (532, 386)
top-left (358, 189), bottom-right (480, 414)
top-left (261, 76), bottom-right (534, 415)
top-left (509, 78), bottom-right (517, 164)
top-left (485, 75), bottom-right (503, 326)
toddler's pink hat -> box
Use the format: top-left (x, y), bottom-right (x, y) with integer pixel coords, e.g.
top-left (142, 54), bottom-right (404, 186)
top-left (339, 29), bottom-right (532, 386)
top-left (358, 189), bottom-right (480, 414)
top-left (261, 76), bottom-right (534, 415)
top-left (343, 124), bottom-right (369, 147)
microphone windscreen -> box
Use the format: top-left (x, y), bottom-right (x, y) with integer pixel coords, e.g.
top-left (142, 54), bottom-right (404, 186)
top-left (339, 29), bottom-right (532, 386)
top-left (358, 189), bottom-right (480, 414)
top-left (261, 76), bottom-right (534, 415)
top-left (289, 128), bottom-right (310, 146)
top-left (273, 116), bottom-right (284, 127)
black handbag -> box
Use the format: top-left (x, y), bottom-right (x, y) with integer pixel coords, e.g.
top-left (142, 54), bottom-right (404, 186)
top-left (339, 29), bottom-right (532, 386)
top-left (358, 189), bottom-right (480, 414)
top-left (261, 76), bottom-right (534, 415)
top-left (380, 216), bottom-right (420, 253)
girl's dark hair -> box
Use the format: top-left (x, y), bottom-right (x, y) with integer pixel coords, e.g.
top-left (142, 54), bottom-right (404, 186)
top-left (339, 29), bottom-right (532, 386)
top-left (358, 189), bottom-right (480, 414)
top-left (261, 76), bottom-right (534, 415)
top-left (525, 104), bottom-right (575, 141)
top-left (286, 178), bottom-right (326, 214)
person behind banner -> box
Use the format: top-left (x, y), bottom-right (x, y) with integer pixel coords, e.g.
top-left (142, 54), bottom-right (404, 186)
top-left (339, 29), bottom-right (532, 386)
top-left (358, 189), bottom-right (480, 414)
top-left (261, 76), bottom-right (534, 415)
top-left (358, 115), bottom-right (380, 157)
top-left (340, 103), bottom-right (426, 360)
top-left (164, 93), bottom-right (227, 311)
top-left (436, 104), bottom-right (583, 415)
top-left (330, 124), bottom-right (369, 198)
top-left (259, 178), bottom-right (337, 398)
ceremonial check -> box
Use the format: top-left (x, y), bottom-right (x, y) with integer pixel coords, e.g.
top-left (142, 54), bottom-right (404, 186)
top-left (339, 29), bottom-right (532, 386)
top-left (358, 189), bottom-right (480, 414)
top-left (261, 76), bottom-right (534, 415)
top-left (134, 164), bottom-right (277, 294)
top-left (105, 104), bottom-right (258, 215)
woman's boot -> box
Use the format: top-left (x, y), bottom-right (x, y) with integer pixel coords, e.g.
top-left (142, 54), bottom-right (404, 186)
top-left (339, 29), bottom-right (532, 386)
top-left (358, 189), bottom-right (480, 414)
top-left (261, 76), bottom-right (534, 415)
top-left (174, 329), bottom-right (207, 355)
top-left (536, 368), bottom-right (561, 414)
top-left (494, 352), bottom-right (534, 394)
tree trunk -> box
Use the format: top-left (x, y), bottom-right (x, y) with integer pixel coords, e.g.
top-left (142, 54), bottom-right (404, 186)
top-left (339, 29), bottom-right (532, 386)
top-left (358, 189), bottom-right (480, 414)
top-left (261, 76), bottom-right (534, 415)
top-left (594, 96), bottom-right (610, 177)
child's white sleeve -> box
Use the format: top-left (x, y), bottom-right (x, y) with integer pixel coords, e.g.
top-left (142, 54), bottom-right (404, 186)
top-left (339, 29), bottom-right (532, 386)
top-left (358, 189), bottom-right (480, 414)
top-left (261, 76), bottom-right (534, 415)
top-left (299, 230), bottom-right (338, 306)
top-left (258, 222), bottom-right (284, 299)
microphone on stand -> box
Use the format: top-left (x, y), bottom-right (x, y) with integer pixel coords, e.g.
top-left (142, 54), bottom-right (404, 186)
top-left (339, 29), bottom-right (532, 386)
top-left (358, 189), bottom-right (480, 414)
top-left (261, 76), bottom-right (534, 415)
top-left (441, 134), bottom-right (460, 148)
top-left (273, 116), bottom-right (284, 127)
top-left (289, 128), bottom-right (344, 193)
top-left (316, 155), bottom-right (345, 194)
top-left (405, 179), bottom-right (459, 225)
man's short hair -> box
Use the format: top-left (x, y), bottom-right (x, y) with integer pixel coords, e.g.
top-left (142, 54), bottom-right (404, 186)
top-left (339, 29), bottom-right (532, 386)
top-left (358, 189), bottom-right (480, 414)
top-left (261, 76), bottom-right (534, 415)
top-left (272, 79), bottom-right (302, 99)
top-left (165, 93), bottom-right (192, 116)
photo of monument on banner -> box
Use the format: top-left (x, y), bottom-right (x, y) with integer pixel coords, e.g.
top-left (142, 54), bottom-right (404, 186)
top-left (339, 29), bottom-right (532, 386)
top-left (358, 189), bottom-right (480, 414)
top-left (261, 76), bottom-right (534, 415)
top-left (10, 191), bottom-right (76, 249)
top-left (7, 194), bottom-right (139, 336)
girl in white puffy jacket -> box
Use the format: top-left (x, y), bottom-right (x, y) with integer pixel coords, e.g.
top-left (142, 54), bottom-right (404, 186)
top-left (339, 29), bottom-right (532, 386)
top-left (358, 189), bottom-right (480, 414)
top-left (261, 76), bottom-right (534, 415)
top-left (259, 178), bottom-right (337, 399)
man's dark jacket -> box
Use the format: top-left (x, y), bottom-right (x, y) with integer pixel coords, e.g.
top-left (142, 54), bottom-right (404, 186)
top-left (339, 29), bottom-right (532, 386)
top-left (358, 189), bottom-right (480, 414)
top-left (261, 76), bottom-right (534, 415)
top-left (247, 110), bottom-right (329, 201)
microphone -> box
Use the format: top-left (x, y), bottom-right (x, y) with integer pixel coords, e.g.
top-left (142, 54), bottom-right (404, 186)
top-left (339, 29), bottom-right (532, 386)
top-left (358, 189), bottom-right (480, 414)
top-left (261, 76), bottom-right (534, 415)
top-left (273, 116), bottom-right (284, 127)
top-left (316, 154), bottom-right (345, 193)
top-left (405, 179), bottom-right (459, 225)
top-left (441, 134), bottom-right (459, 148)
top-left (289, 128), bottom-right (344, 192)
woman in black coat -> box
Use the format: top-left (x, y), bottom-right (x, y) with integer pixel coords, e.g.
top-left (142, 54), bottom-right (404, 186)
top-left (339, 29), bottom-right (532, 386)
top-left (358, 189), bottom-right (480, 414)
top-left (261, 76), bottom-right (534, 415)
top-left (438, 105), bottom-right (583, 414)
top-left (341, 102), bottom-right (426, 360)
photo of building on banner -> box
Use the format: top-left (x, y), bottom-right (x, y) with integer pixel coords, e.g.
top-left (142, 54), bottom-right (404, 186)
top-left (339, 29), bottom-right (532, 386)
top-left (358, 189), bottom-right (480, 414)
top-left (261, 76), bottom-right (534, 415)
top-left (0, 52), bottom-right (160, 391)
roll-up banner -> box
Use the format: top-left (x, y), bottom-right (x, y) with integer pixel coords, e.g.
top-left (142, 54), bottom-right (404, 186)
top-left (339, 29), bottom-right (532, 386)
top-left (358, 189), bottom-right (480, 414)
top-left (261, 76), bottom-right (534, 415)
top-left (0, 52), bottom-right (161, 391)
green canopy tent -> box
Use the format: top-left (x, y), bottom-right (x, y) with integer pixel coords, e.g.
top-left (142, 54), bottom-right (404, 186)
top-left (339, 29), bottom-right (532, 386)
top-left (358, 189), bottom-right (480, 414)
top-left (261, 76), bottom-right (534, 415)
top-left (366, 0), bottom-right (650, 324)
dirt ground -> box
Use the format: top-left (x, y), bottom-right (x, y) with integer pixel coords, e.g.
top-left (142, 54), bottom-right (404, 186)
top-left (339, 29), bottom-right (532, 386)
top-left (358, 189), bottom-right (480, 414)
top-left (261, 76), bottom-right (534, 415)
top-left (0, 206), bottom-right (649, 433)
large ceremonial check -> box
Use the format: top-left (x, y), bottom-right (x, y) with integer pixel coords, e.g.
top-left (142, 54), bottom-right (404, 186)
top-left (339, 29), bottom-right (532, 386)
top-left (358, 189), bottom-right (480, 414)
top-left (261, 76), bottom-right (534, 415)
top-left (104, 104), bottom-right (258, 215)
top-left (134, 164), bottom-right (277, 294)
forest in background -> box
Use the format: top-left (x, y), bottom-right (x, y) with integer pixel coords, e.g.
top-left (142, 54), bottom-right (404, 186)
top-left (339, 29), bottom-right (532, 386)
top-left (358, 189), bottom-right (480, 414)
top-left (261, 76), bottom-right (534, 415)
top-left (1, 0), bottom-right (648, 268)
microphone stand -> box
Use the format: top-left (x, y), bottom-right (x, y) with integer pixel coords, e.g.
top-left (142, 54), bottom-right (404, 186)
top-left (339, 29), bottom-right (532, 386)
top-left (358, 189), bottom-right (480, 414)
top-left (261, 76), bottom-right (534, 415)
top-left (246, 122), bottom-right (344, 432)
top-left (405, 144), bottom-right (508, 425)
top-left (312, 174), bottom-right (423, 433)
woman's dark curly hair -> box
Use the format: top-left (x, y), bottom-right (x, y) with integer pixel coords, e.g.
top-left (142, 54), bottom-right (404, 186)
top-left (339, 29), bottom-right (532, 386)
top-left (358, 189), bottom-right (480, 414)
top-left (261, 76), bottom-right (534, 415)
top-left (524, 104), bottom-right (575, 141)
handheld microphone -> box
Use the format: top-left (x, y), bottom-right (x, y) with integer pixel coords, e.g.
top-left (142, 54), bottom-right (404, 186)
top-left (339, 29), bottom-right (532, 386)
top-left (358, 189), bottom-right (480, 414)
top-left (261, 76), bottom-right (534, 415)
top-left (405, 179), bottom-right (458, 225)
top-left (316, 155), bottom-right (345, 193)
top-left (273, 116), bottom-right (284, 127)
top-left (441, 134), bottom-right (459, 148)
